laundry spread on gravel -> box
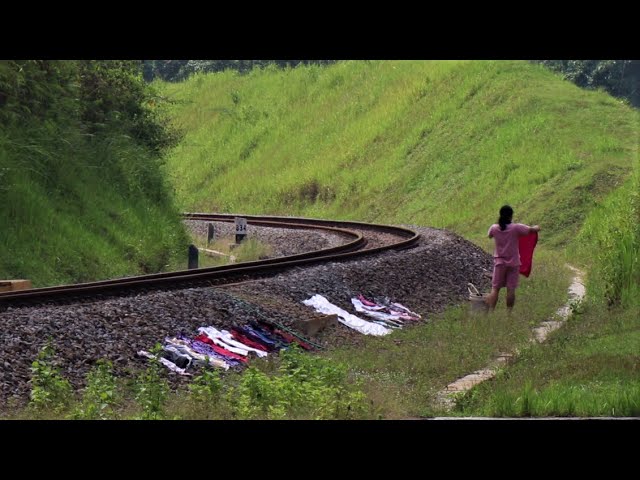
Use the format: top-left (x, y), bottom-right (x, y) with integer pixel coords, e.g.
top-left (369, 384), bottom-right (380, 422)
top-left (303, 294), bottom-right (392, 336)
top-left (137, 319), bottom-right (314, 375)
top-left (351, 294), bottom-right (422, 329)
top-left (303, 293), bottom-right (422, 334)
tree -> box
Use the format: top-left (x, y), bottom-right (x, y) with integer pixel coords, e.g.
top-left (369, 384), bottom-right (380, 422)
top-left (534, 60), bottom-right (640, 108)
top-left (141, 60), bottom-right (338, 82)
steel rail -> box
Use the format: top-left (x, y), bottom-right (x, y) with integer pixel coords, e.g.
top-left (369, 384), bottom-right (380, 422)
top-left (0, 214), bottom-right (420, 308)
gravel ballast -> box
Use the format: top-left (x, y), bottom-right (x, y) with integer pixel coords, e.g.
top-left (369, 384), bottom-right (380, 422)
top-left (0, 223), bottom-right (492, 408)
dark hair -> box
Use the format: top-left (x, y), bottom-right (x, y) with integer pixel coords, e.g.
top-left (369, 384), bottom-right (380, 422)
top-left (498, 205), bottom-right (513, 231)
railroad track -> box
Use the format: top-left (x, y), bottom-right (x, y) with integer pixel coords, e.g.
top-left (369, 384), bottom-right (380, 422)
top-left (0, 214), bottom-right (420, 309)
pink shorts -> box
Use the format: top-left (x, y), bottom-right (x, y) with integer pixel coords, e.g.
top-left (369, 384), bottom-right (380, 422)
top-left (492, 264), bottom-right (520, 289)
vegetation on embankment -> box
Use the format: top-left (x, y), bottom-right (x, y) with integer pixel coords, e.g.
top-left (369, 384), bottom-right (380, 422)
top-left (0, 61), bottom-right (189, 286)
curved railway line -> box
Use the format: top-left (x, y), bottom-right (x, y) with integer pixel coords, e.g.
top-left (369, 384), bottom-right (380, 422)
top-left (0, 214), bottom-right (420, 310)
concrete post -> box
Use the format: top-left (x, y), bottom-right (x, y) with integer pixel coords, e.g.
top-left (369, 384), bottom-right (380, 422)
top-left (207, 223), bottom-right (215, 246)
top-left (188, 244), bottom-right (199, 269)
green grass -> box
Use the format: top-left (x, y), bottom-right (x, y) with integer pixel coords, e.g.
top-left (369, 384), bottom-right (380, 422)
top-left (5, 344), bottom-right (372, 420)
top-left (160, 60), bottom-right (638, 249)
top-left (574, 170), bottom-right (640, 308)
top-left (0, 121), bottom-right (189, 286)
top-left (455, 304), bottom-right (640, 417)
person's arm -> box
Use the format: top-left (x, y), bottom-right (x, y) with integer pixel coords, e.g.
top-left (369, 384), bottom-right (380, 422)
top-left (529, 225), bottom-right (541, 233)
top-left (488, 225), bottom-right (494, 238)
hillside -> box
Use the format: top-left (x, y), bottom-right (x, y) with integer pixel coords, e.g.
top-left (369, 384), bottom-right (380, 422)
top-left (0, 61), bottom-right (189, 287)
top-left (161, 60), bottom-right (638, 249)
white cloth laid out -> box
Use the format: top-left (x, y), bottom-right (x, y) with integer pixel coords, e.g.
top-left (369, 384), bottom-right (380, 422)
top-left (196, 328), bottom-right (250, 356)
top-left (137, 350), bottom-right (192, 376)
top-left (356, 295), bottom-right (422, 321)
top-left (351, 298), bottom-right (406, 325)
top-left (197, 326), bottom-right (268, 358)
top-left (386, 301), bottom-right (421, 321)
top-left (302, 294), bottom-right (391, 336)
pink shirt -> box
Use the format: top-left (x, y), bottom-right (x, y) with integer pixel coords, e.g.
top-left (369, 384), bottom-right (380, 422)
top-left (488, 223), bottom-right (531, 267)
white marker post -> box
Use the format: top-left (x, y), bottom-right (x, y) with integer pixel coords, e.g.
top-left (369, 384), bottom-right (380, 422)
top-left (235, 217), bottom-right (247, 244)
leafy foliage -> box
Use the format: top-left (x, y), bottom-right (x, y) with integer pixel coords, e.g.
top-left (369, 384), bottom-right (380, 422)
top-left (28, 341), bottom-right (73, 414)
top-left (134, 344), bottom-right (169, 420)
top-left (188, 367), bottom-right (222, 404)
top-left (226, 346), bottom-right (369, 419)
top-left (71, 359), bottom-right (120, 420)
top-left (142, 60), bottom-right (336, 82)
top-left (0, 60), bottom-right (181, 155)
top-left (77, 61), bottom-right (180, 155)
top-left (0, 60), bottom-right (189, 286)
top-left (534, 60), bottom-right (640, 107)
top-left (0, 60), bottom-right (78, 124)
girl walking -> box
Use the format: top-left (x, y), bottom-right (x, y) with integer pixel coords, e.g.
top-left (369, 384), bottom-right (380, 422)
top-left (487, 205), bottom-right (540, 311)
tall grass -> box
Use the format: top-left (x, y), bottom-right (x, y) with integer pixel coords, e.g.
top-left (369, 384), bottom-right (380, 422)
top-left (575, 169), bottom-right (640, 308)
top-left (457, 303), bottom-right (640, 417)
top-left (0, 120), bottom-right (189, 286)
top-left (477, 380), bottom-right (640, 417)
top-left (160, 60), bottom-right (638, 249)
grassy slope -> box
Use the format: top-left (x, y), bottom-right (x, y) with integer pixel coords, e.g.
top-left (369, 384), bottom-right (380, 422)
top-left (0, 123), bottom-right (189, 287)
top-left (162, 60), bottom-right (637, 248)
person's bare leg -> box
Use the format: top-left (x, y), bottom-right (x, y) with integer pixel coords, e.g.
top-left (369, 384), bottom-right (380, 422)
top-left (486, 287), bottom-right (500, 310)
top-left (506, 288), bottom-right (516, 312)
